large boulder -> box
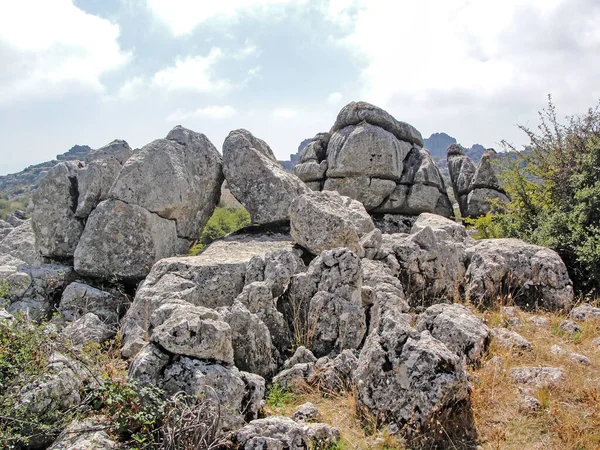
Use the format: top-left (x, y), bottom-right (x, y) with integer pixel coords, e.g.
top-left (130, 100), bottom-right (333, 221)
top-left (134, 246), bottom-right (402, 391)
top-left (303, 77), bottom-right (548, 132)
top-left (73, 199), bottom-right (182, 281)
top-left (109, 126), bottom-right (223, 239)
top-left (31, 161), bottom-right (84, 260)
top-left (417, 303), bottom-right (490, 365)
top-left (223, 129), bottom-right (309, 224)
top-left (464, 238), bottom-right (573, 310)
top-left (289, 190), bottom-right (375, 257)
top-left (75, 158), bottom-right (123, 219)
top-left (0, 220), bottom-right (42, 265)
top-left (120, 229), bottom-right (296, 358)
top-left (58, 282), bottom-right (121, 324)
top-left (354, 310), bottom-right (470, 440)
top-left (85, 139), bottom-right (132, 164)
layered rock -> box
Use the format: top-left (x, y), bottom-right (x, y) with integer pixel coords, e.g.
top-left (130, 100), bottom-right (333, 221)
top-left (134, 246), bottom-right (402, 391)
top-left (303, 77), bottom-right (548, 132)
top-left (294, 102), bottom-right (452, 218)
top-left (223, 129), bottom-right (309, 224)
top-left (74, 127), bottom-right (223, 280)
top-left (447, 145), bottom-right (509, 218)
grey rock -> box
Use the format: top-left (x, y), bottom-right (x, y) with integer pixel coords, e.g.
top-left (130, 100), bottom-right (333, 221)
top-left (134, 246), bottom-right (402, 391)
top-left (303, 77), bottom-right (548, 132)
top-left (527, 316), bottom-right (549, 328)
top-left (218, 300), bottom-right (276, 378)
top-left (417, 303), bottom-right (490, 365)
top-left (411, 213), bottom-right (471, 244)
top-left (223, 129), bottom-right (308, 224)
top-left (326, 123), bottom-right (410, 180)
top-left (32, 161), bottom-right (84, 260)
top-left (235, 416), bottom-right (340, 450)
top-left (294, 160), bottom-right (328, 182)
top-left (359, 228), bottom-right (382, 259)
top-left (0, 220), bottom-right (13, 241)
top-left (492, 328), bottom-right (532, 351)
top-left (86, 139), bottom-right (132, 164)
top-left (290, 190), bottom-right (374, 257)
top-left (62, 313), bottom-right (116, 346)
top-left (272, 363), bottom-right (315, 390)
top-left (354, 310), bottom-right (469, 436)
top-left (59, 282), bottom-right (121, 324)
top-left (151, 307), bottom-right (234, 364)
top-left (283, 346), bottom-right (317, 370)
top-left (292, 402), bottom-right (321, 423)
top-left (7, 298), bottom-right (50, 321)
top-left (120, 230), bottom-right (294, 357)
top-left (372, 214), bottom-right (416, 234)
top-left (110, 126), bottom-right (223, 239)
top-left (518, 388), bottom-right (542, 412)
top-left (75, 158), bottom-right (122, 218)
top-left (308, 350), bottom-right (358, 392)
top-left (4, 214), bottom-right (25, 227)
top-left (74, 199), bottom-right (181, 281)
top-left (465, 188), bottom-right (510, 217)
top-left (128, 343), bottom-right (171, 385)
top-left (550, 344), bottom-right (591, 365)
top-left (510, 366), bottom-right (566, 387)
top-left (324, 176), bottom-right (397, 211)
top-left (559, 319), bottom-right (581, 335)
top-left (0, 308), bottom-right (14, 321)
top-left (331, 101), bottom-right (423, 147)
top-left (0, 220), bottom-right (42, 265)
top-left (570, 304), bottom-right (600, 321)
top-left (48, 417), bottom-right (117, 450)
top-left (465, 238), bottom-right (573, 311)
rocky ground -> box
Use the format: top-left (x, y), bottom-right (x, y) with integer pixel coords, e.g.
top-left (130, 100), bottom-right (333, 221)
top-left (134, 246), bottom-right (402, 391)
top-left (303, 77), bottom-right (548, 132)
top-left (0, 101), bottom-right (598, 449)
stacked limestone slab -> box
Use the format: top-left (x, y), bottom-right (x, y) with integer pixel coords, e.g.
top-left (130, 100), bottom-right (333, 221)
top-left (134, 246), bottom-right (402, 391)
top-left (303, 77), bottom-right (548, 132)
top-left (294, 101), bottom-right (453, 218)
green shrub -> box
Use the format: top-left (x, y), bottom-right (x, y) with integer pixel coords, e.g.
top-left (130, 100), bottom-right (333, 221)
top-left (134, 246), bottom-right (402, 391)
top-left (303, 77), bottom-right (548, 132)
top-left (479, 97), bottom-right (600, 295)
top-left (189, 206), bottom-right (251, 255)
top-left (266, 383), bottom-right (296, 409)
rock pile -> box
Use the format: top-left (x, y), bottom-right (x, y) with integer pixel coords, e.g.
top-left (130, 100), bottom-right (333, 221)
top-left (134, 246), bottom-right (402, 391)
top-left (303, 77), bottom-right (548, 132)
top-left (447, 144), bottom-right (509, 218)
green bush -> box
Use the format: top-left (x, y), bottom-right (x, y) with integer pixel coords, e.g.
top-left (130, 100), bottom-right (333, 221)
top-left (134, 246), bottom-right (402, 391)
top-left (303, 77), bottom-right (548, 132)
top-left (189, 206), bottom-right (251, 255)
top-left (472, 97), bottom-right (600, 295)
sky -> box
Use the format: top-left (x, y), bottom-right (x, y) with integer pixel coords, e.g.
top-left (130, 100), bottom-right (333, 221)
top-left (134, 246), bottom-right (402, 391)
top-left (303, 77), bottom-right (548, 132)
top-left (0, 0), bottom-right (599, 175)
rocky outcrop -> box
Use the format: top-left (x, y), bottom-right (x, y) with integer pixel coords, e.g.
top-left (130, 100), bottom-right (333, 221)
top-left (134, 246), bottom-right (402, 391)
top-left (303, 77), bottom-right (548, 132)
top-left (0, 220), bottom-right (41, 265)
top-left (58, 282), bottom-right (122, 325)
top-left (290, 190), bottom-right (375, 257)
top-left (223, 129), bottom-right (309, 224)
top-left (31, 161), bottom-right (84, 261)
top-left (447, 145), bottom-right (509, 218)
top-left (120, 229), bottom-right (296, 358)
top-left (294, 102), bottom-right (453, 219)
top-left (74, 126), bottom-right (223, 280)
top-left (62, 313), bottom-right (116, 347)
top-left (464, 238), bottom-right (573, 310)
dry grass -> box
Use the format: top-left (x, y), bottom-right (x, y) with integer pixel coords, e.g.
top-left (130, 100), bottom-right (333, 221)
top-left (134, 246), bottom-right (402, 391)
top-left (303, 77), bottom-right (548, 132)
top-left (471, 306), bottom-right (600, 450)
top-left (262, 305), bottom-right (600, 450)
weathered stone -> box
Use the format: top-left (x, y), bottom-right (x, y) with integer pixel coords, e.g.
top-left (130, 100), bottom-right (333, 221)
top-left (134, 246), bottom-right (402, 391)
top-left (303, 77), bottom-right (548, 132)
top-left (411, 213), bottom-right (471, 244)
top-left (294, 160), bottom-right (328, 182)
top-left (331, 101), bottom-right (423, 147)
top-left (59, 282), bottom-right (120, 324)
top-left (559, 319), bottom-right (581, 335)
top-left (417, 303), bottom-right (491, 364)
top-left (86, 139), bottom-right (132, 164)
top-left (510, 366), bottom-right (566, 387)
top-left (0, 220), bottom-right (13, 241)
top-left (120, 230), bottom-right (294, 357)
top-left (110, 126), bottom-right (223, 239)
top-left (48, 417), bottom-right (117, 450)
top-left (223, 129), bottom-right (308, 224)
top-left (308, 350), bottom-right (358, 392)
top-left (323, 176), bottom-right (397, 210)
top-left (62, 313), bottom-right (116, 347)
top-left (32, 161), bottom-right (84, 260)
top-left (492, 328), bottom-right (532, 351)
top-left (217, 300), bottom-right (276, 378)
top-left (570, 303), bottom-right (600, 321)
top-left (354, 310), bottom-right (469, 436)
top-left (128, 343), bottom-right (171, 385)
top-left (465, 188), bottom-right (510, 217)
top-left (235, 417), bottom-right (340, 450)
top-left (75, 158), bottom-right (122, 218)
top-left (74, 199), bottom-right (181, 281)
top-left (272, 363), bottom-right (315, 390)
top-left (326, 123), bottom-right (410, 180)
top-left (550, 344), bottom-right (591, 365)
top-left (292, 402), bottom-right (321, 423)
top-left (465, 239), bottom-right (573, 310)
top-left (0, 220), bottom-right (42, 265)
top-left (283, 346), bottom-right (317, 369)
top-left (151, 307), bottom-right (234, 364)
top-left (290, 190), bottom-right (374, 257)
top-left (527, 316), bottom-right (549, 328)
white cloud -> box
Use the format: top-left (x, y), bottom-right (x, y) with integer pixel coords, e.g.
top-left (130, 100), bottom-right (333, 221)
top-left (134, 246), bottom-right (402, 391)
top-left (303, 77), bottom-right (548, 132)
top-left (152, 48), bottom-right (232, 93)
top-left (167, 105), bottom-right (237, 121)
top-left (106, 76), bottom-right (147, 101)
top-left (147, 0), bottom-right (302, 35)
top-left (0, 0), bottom-right (129, 104)
top-left (234, 40), bottom-right (259, 60)
top-left (247, 66), bottom-right (262, 79)
top-left (327, 92), bottom-right (343, 105)
top-left (272, 108), bottom-right (298, 118)
top-left (329, 0), bottom-right (600, 146)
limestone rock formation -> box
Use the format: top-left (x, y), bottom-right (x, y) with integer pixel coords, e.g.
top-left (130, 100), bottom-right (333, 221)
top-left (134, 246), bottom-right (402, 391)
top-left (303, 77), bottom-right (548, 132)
top-left (85, 139), bottom-right (132, 164)
top-left (464, 238), bottom-right (573, 310)
top-left (289, 190), bottom-right (375, 257)
top-left (447, 145), bottom-right (509, 218)
top-left (294, 102), bottom-right (452, 218)
top-left (223, 129), bottom-right (309, 224)
top-left (0, 220), bottom-right (41, 265)
top-left (59, 282), bottom-right (121, 324)
top-left (31, 161), bottom-right (84, 260)
top-left (62, 313), bottom-right (116, 347)
top-left (48, 417), bottom-right (118, 450)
